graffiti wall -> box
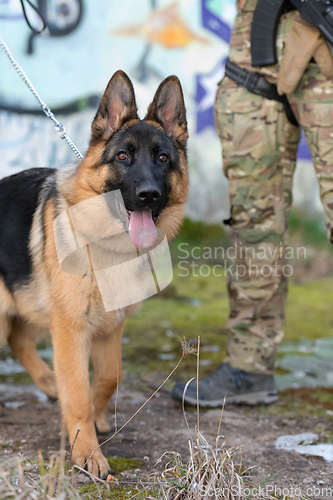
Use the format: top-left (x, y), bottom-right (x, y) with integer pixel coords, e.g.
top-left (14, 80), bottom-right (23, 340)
top-left (0, 0), bottom-right (320, 223)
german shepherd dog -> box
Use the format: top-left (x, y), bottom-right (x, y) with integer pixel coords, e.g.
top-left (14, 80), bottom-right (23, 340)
top-left (0, 71), bottom-right (188, 478)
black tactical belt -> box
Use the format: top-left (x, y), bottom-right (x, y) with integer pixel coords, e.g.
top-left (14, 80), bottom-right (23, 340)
top-left (224, 59), bottom-right (299, 127)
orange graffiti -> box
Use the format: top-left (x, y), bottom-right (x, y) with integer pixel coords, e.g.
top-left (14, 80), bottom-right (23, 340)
top-left (111, 2), bottom-right (209, 49)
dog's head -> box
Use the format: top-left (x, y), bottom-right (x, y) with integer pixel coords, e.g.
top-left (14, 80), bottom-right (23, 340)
top-left (73, 70), bottom-right (188, 244)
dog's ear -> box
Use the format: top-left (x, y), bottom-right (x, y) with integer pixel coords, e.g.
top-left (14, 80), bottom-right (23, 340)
top-left (91, 70), bottom-right (138, 143)
top-left (145, 75), bottom-right (188, 147)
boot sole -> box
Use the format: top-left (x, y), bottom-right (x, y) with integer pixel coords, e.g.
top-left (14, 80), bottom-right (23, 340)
top-left (181, 390), bottom-right (279, 408)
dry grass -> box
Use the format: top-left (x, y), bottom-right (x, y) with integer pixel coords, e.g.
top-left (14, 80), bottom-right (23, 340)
top-left (0, 441), bottom-right (275, 500)
top-left (0, 452), bottom-right (78, 500)
top-left (0, 338), bottom-right (195, 500)
top-left (0, 450), bottom-right (114, 500)
top-left (147, 338), bottom-right (275, 500)
top-left (151, 434), bottom-right (274, 500)
top-left (0, 338), bottom-right (275, 499)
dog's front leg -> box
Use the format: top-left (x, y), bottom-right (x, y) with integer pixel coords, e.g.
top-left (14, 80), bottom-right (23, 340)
top-left (91, 319), bottom-right (124, 434)
top-left (51, 318), bottom-right (111, 479)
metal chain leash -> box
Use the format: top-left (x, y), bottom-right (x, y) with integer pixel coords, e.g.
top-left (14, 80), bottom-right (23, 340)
top-left (0, 36), bottom-right (83, 160)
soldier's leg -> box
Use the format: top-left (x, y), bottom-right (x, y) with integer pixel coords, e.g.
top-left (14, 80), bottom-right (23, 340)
top-left (172, 6), bottom-right (301, 406)
top-left (172, 82), bottom-right (301, 406)
top-left (215, 79), bottom-right (301, 375)
top-left (289, 65), bottom-right (333, 241)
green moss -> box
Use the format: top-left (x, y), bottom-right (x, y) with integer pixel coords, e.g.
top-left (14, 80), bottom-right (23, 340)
top-left (289, 208), bottom-right (330, 249)
top-left (37, 215), bottom-right (333, 378)
top-left (79, 483), bottom-right (158, 500)
top-left (3, 215), bottom-right (333, 419)
top-left (262, 387), bottom-right (333, 418)
top-left (106, 457), bottom-right (144, 474)
top-left (123, 269), bottom-right (333, 381)
top-left (76, 458), bottom-right (148, 499)
top-left (123, 267), bottom-right (229, 381)
top-left (79, 483), bottom-right (131, 500)
top-left (0, 372), bottom-right (34, 384)
top-left (172, 217), bottom-right (229, 253)
top-left (173, 210), bottom-right (330, 255)
top-left (3, 214), bottom-right (332, 384)
top-left (271, 497), bottom-right (306, 500)
top-left (286, 278), bottom-right (333, 341)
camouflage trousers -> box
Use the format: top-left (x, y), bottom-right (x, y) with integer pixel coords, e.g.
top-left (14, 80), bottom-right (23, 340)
top-left (214, 8), bottom-right (333, 374)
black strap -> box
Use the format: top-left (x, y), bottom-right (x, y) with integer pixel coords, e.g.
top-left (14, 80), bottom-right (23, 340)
top-left (225, 59), bottom-right (299, 127)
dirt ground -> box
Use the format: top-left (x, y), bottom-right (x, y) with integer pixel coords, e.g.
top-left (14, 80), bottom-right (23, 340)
top-left (1, 373), bottom-right (332, 499)
top-left (1, 266), bottom-right (333, 498)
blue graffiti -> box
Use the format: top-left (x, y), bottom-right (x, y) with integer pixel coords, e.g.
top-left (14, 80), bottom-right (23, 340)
top-left (196, 57), bottom-right (226, 134)
top-left (0, 14), bottom-right (23, 19)
top-left (201, 0), bottom-right (231, 43)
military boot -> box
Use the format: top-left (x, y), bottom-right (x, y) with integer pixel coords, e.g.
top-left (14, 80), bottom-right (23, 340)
top-left (171, 362), bottom-right (278, 407)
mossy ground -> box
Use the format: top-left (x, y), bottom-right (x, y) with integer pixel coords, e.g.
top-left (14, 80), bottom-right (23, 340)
top-left (2, 209), bottom-right (333, 428)
top-left (79, 457), bottom-right (156, 499)
top-left (1, 211), bottom-right (332, 499)
top-left (124, 208), bottom-right (333, 375)
top-left (121, 209), bottom-right (333, 419)
top-left (122, 267), bottom-right (333, 381)
top-left (106, 457), bottom-right (144, 474)
top-left (2, 210), bottom-right (332, 410)
top-left (79, 483), bottom-right (158, 500)
top-left (260, 387), bottom-right (333, 418)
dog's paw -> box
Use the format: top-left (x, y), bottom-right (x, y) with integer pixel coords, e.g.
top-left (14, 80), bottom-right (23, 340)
top-left (73, 448), bottom-right (110, 479)
top-left (95, 414), bottom-right (111, 434)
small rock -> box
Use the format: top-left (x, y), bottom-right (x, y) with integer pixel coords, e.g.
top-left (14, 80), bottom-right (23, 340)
top-left (75, 473), bottom-right (91, 485)
top-left (303, 476), bottom-right (314, 484)
top-left (106, 474), bottom-right (115, 482)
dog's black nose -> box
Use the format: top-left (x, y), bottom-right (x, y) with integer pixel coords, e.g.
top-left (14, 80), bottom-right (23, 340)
top-left (136, 183), bottom-right (161, 205)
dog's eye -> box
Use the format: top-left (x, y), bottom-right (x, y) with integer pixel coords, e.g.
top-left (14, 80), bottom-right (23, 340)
top-left (117, 152), bottom-right (127, 161)
top-left (159, 154), bottom-right (168, 163)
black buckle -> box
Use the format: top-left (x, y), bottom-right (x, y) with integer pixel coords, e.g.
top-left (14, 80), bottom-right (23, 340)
top-left (235, 68), bottom-right (257, 90)
top-left (235, 67), bottom-right (249, 87)
top-left (246, 72), bottom-right (260, 93)
top-left (227, 63), bottom-right (260, 94)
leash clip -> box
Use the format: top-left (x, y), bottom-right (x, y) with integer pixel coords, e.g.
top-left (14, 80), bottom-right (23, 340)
top-left (55, 123), bottom-right (66, 139)
top-left (0, 37), bottom-right (83, 159)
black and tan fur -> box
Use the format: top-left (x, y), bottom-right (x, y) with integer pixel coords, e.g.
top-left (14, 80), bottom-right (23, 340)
top-left (0, 71), bottom-right (188, 478)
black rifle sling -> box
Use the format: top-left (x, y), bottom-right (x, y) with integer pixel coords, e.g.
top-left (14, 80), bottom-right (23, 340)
top-left (224, 59), bottom-right (299, 127)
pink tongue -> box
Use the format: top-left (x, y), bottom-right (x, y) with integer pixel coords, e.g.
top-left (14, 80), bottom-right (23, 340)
top-left (128, 209), bottom-right (158, 248)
